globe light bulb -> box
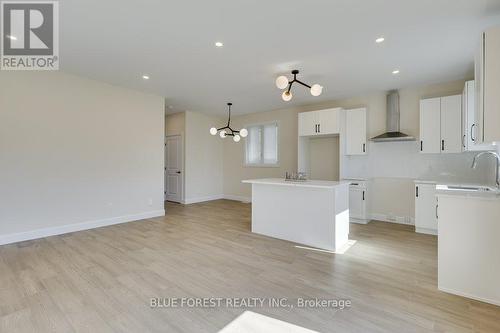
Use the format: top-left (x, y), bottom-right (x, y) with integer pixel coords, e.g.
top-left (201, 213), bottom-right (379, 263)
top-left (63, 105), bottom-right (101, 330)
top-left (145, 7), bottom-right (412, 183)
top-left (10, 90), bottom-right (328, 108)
top-left (239, 128), bottom-right (248, 138)
top-left (310, 84), bottom-right (323, 97)
top-left (282, 91), bottom-right (292, 101)
top-left (275, 76), bottom-right (289, 89)
top-left (233, 134), bottom-right (241, 142)
top-left (219, 130), bottom-right (227, 138)
top-left (210, 127), bottom-right (217, 135)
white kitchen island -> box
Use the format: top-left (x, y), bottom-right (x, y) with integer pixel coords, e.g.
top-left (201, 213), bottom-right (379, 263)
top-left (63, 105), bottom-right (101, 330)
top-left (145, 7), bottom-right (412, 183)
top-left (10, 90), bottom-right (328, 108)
top-left (242, 178), bottom-right (350, 252)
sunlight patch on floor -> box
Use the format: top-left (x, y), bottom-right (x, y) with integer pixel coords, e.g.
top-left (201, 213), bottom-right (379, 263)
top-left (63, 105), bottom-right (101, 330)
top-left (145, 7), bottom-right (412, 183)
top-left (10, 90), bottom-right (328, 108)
top-left (219, 311), bottom-right (319, 333)
top-left (294, 240), bottom-right (357, 254)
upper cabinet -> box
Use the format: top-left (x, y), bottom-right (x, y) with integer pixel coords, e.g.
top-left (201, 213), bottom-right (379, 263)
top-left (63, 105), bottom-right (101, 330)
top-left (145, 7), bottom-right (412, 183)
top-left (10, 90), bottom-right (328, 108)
top-left (462, 80), bottom-right (475, 151)
top-left (345, 108), bottom-right (367, 155)
top-left (420, 98), bottom-right (441, 153)
top-left (420, 95), bottom-right (462, 154)
top-left (440, 95), bottom-right (463, 153)
top-left (298, 108), bottom-right (340, 137)
top-left (475, 26), bottom-right (500, 144)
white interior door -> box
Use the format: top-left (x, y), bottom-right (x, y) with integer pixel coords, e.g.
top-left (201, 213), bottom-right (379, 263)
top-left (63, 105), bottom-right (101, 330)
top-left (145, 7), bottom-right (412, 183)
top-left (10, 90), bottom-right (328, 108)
top-left (165, 135), bottom-right (183, 203)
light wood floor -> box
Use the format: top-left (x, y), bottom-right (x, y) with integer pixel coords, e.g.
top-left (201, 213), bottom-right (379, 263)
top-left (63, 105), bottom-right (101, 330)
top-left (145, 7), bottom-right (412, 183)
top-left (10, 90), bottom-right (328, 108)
top-left (1, 200), bottom-right (499, 332)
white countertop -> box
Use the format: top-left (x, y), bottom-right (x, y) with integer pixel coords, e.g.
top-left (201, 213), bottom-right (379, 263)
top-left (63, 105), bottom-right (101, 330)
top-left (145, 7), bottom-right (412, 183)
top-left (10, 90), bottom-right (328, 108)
top-left (242, 178), bottom-right (350, 189)
top-left (436, 184), bottom-right (500, 199)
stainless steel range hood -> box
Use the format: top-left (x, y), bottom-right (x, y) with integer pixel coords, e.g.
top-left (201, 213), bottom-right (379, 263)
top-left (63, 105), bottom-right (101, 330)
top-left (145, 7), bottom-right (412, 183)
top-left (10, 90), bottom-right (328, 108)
top-left (370, 90), bottom-right (415, 142)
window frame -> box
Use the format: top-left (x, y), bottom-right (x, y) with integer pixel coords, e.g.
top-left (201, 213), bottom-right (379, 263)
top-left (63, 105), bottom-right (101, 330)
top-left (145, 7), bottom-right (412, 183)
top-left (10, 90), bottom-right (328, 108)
top-left (243, 121), bottom-right (280, 168)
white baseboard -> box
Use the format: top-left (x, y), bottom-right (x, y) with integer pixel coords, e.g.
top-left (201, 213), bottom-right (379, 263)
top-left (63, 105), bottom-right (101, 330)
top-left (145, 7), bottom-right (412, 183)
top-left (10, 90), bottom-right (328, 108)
top-left (415, 227), bottom-right (437, 235)
top-left (0, 210), bottom-right (165, 246)
top-left (350, 218), bottom-right (370, 225)
top-left (223, 195), bottom-right (252, 203)
top-left (438, 286), bottom-right (500, 307)
top-left (183, 194), bottom-right (224, 205)
top-left (370, 213), bottom-right (415, 226)
top-left (182, 194), bottom-right (251, 205)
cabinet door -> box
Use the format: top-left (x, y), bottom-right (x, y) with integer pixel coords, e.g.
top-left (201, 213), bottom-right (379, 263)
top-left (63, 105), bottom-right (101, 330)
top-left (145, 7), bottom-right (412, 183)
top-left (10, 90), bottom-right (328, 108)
top-left (420, 98), bottom-right (441, 153)
top-left (474, 33), bottom-right (484, 144)
top-left (440, 95), bottom-right (462, 153)
top-left (317, 109), bottom-right (339, 135)
top-left (298, 111), bottom-right (317, 136)
top-left (346, 108), bottom-right (367, 155)
top-left (483, 26), bottom-right (500, 143)
top-left (349, 187), bottom-right (366, 220)
top-left (464, 81), bottom-right (476, 150)
top-left (415, 184), bottom-right (438, 233)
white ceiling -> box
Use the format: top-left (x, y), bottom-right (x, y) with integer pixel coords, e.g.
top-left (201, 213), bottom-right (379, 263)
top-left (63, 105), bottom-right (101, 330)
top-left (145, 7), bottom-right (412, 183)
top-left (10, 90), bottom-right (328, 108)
top-left (60, 0), bottom-right (500, 116)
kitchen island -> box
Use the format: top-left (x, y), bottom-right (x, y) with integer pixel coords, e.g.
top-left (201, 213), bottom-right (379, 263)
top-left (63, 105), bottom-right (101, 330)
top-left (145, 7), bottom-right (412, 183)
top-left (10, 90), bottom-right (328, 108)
top-left (242, 178), bottom-right (350, 252)
top-left (436, 185), bottom-right (500, 306)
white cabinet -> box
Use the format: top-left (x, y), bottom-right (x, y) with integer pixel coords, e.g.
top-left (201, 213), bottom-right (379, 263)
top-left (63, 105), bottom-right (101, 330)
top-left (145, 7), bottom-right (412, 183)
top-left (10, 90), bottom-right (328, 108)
top-left (298, 112), bottom-right (317, 136)
top-left (437, 193), bottom-right (500, 306)
top-left (462, 80), bottom-right (475, 151)
top-left (419, 98), bottom-right (441, 153)
top-left (414, 183), bottom-right (438, 235)
top-left (318, 109), bottom-right (339, 135)
top-left (440, 95), bottom-right (462, 153)
top-left (345, 108), bottom-right (367, 155)
top-left (419, 95), bottom-right (461, 154)
top-left (298, 108), bottom-right (340, 137)
top-left (348, 180), bottom-right (369, 224)
top-left (475, 26), bottom-right (500, 144)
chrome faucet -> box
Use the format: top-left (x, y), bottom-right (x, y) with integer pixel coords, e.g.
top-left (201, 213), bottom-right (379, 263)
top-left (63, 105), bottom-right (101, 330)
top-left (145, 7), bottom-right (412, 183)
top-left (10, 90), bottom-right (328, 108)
top-left (471, 151), bottom-right (500, 188)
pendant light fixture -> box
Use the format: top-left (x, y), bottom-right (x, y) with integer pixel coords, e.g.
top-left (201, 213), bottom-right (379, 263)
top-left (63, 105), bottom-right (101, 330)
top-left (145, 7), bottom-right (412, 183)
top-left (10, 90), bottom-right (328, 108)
top-left (209, 103), bottom-right (248, 142)
top-left (275, 70), bottom-right (323, 101)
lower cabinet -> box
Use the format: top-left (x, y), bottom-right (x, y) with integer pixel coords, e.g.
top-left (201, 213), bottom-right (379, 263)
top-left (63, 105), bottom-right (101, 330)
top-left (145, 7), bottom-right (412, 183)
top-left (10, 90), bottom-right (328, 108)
top-left (414, 182), bottom-right (438, 235)
top-left (349, 181), bottom-right (369, 224)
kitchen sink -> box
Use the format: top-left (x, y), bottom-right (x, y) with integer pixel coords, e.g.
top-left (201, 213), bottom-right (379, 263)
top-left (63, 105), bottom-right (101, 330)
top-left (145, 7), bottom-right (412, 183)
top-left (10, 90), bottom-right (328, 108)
top-left (438, 184), bottom-right (500, 194)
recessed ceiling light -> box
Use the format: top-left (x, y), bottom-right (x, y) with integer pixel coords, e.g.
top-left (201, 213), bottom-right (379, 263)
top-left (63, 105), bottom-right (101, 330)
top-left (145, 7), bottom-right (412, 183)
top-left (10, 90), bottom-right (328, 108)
top-left (215, 41), bottom-right (223, 47)
top-left (6, 35), bottom-right (17, 40)
top-left (392, 70), bottom-right (400, 74)
top-left (375, 37), bottom-right (385, 43)
top-left (142, 75), bottom-right (150, 80)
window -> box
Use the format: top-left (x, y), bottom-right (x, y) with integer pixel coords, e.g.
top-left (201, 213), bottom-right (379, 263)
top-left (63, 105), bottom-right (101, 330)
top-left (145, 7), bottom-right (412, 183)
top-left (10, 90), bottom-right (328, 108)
top-left (245, 122), bottom-right (278, 166)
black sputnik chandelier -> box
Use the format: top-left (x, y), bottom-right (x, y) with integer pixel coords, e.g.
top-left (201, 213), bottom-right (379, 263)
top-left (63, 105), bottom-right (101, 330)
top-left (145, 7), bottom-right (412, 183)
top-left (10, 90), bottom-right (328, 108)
top-left (275, 70), bottom-right (323, 101)
top-left (209, 103), bottom-right (248, 142)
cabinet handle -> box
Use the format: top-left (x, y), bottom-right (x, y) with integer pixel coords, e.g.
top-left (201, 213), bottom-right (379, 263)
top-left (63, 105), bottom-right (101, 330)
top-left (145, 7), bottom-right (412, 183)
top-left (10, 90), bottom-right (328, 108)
top-left (435, 204), bottom-right (439, 219)
top-left (416, 186), bottom-right (419, 198)
top-left (420, 140), bottom-right (423, 152)
top-left (471, 124), bottom-right (476, 142)
top-left (362, 143), bottom-right (366, 153)
top-left (362, 191), bottom-right (365, 201)
top-left (441, 140), bottom-right (445, 151)
top-left (314, 124), bottom-right (317, 133)
top-left (462, 134), bottom-right (466, 148)
top-left (318, 124), bottom-right (320, 133)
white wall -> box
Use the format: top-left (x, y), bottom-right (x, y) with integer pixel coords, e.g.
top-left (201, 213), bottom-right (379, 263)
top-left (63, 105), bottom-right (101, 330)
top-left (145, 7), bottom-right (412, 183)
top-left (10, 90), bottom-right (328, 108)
top-left (183, 111), bottom-right (224, 204)
top-left (0, 71), bottom-right (165, 244)
top-left (166, 112), bottom-right (185, 136)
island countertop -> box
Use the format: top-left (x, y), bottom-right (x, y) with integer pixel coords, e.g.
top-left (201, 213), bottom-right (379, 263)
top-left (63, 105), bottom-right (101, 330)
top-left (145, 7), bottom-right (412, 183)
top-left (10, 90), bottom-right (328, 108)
top-left (242, 178), bottom-right (350, 189)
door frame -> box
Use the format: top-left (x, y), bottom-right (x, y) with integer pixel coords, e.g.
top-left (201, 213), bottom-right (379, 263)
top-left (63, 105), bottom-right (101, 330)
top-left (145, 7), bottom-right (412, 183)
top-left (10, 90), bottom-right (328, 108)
top-left (165, 134), bottom-right (184, 203)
